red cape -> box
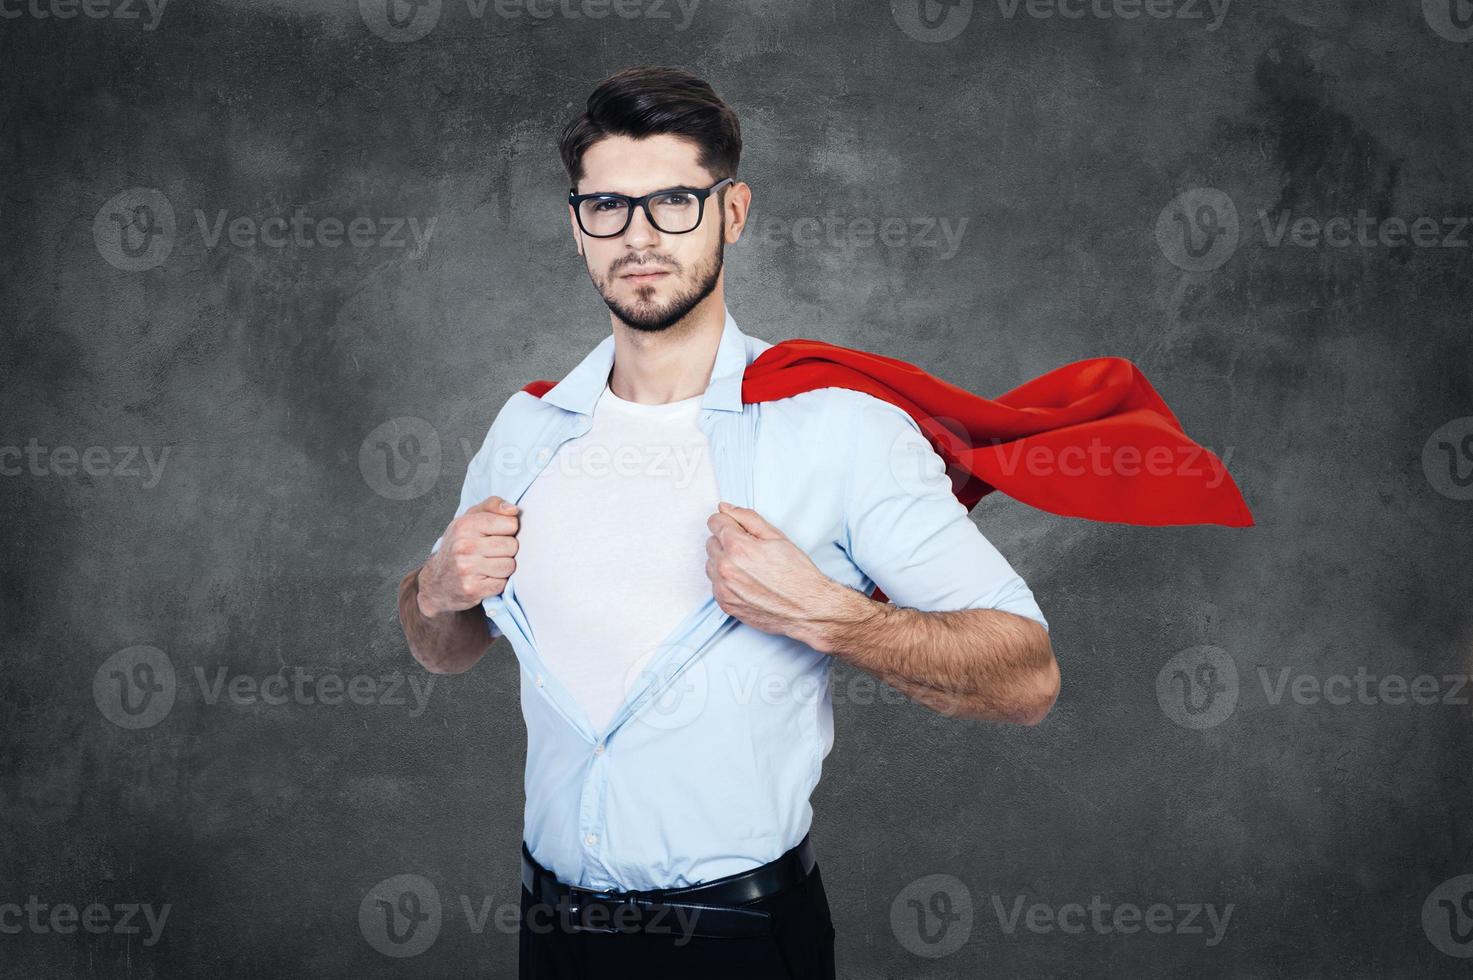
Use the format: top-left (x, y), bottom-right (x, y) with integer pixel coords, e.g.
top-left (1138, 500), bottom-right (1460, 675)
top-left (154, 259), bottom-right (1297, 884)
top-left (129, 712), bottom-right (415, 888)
top-left (521, 339), bottom-right (1253, 600)
top-left (743, 339), bottom-right (1253, 528)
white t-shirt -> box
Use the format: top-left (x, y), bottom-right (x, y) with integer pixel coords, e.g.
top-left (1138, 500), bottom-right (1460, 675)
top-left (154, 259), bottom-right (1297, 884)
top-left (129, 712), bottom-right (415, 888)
top-left (510, 379), bottom-right (720, 734)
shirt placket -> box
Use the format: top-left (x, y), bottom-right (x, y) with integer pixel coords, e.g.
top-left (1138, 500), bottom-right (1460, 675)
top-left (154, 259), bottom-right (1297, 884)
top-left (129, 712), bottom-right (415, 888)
top-left (483, 412), bottom-right (600, 743)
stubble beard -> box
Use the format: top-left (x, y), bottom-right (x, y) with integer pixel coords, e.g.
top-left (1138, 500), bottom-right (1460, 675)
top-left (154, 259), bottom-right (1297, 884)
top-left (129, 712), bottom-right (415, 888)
top-left (593, 224), bottom-right (725, 335)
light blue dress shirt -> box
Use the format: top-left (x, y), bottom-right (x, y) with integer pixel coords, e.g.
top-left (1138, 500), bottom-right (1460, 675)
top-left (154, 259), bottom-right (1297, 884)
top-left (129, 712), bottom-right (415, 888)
top-left (430, 306), bottom-right (1048, 891)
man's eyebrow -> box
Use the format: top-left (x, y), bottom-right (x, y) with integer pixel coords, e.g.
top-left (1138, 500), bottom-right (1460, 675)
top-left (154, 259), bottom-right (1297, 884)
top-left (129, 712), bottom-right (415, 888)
top-left (576, 182), bottom-right (708, 196)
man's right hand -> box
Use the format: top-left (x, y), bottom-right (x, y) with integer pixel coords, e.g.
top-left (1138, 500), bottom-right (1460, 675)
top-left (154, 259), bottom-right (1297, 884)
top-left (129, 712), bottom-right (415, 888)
top-left (417, 495), bottom-right (521, 618)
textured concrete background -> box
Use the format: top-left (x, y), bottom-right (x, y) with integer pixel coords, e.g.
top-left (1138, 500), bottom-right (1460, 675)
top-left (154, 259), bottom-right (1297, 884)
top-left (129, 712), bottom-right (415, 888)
top-left (2, 0), bottom-right (1471, 976)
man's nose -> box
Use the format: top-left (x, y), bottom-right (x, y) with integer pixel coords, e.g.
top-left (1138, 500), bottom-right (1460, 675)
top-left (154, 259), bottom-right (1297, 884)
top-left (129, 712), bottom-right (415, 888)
top-left (622, 204), bottom-right (661, 249)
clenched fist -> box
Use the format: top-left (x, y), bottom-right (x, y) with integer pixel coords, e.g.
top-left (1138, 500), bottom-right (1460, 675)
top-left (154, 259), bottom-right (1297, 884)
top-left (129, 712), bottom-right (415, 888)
top-left (417, 495), bottom-right (520, 618)
top-left (705, 500), bottom-right (837, 643)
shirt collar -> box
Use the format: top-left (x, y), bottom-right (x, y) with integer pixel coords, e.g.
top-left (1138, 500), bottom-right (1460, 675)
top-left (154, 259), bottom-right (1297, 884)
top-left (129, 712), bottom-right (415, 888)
top-left (540, 305), bottom-right (751, 416)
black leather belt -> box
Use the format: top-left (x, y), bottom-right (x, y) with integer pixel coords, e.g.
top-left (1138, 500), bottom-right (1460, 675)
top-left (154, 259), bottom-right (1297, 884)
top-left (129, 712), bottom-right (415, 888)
top-left (520, 833), bottom-right (817, 939)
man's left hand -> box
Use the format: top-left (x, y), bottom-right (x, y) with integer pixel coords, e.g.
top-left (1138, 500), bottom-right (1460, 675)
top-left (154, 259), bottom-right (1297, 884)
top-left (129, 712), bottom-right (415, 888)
top-left (705, 501), bottom-right (839, 641)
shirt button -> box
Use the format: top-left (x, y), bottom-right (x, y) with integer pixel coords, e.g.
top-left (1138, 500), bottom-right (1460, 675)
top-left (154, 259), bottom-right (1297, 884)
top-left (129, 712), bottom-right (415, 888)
top-left (535, 674), bottom-right (544, 687)
top-left (585, 833), bottom-right (598, 846)
top-left (594, 743), bottom-right (604, 755)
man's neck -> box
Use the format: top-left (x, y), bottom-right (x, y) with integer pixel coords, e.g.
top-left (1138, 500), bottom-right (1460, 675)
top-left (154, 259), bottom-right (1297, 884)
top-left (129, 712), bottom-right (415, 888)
top-left (606, 294), bottom-right (726, 406)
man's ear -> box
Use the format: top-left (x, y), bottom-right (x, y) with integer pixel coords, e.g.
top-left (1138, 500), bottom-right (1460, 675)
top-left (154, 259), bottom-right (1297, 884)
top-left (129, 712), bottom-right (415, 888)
top-left (568, 204), bottom-right (584, 256)
top-left (723, 180), bottom-right (752, 245)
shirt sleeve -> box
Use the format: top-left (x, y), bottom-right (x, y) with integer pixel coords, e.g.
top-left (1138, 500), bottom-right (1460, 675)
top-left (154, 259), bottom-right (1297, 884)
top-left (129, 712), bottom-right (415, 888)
top-left (838, 392), bottom-right (1048, 631)
top-left (428, 423), bottom-right (504, 641)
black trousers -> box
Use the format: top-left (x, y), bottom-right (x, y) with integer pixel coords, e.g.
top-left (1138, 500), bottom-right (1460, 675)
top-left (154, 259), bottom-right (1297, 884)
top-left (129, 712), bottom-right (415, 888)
top-left (518, 861), bottom-right (837, 979)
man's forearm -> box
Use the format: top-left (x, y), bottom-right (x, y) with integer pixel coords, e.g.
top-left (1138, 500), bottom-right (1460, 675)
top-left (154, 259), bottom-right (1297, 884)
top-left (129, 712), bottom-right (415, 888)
top-left (797, 582), bottom-right (1059, 724)
top-left (398, 566), bottom-right (497, 675)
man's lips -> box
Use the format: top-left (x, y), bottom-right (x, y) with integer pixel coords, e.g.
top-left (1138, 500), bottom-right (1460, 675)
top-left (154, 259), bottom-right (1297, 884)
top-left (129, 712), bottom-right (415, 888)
top-left (621, 268), bottom-right (670, 282)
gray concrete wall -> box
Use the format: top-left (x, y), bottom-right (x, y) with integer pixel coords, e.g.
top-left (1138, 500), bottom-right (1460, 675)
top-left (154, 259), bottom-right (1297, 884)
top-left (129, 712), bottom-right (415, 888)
top-left (2, 0), bottom-right (1470, 976)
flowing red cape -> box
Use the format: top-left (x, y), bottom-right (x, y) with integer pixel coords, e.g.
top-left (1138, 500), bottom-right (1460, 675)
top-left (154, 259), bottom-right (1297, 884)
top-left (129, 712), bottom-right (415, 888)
top-left (522, 338), bottom-right (1253, 602)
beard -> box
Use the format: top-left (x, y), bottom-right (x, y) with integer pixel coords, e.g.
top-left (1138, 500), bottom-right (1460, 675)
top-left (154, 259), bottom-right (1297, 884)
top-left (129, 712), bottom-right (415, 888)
top-left (591, 224), bottom-right (725, 334)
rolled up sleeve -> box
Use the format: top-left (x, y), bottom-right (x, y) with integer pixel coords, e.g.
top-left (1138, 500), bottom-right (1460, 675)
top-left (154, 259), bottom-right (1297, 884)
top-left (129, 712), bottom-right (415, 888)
top-left (838, 393), bottom-right (1048, 631)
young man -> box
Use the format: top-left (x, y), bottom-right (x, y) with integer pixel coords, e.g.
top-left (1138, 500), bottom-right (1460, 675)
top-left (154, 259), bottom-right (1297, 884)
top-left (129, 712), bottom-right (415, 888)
top-left (398, 66), bottom-right (1059, 980)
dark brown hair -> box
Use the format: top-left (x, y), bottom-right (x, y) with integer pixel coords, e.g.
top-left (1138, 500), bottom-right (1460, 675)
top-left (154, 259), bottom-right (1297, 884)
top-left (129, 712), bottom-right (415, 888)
top-left (558, 66), bottom-right (742, 191)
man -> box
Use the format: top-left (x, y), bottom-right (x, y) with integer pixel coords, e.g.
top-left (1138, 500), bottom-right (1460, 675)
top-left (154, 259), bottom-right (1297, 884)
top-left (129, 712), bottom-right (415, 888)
top-left (398, 65), bottom-right (1059, 980)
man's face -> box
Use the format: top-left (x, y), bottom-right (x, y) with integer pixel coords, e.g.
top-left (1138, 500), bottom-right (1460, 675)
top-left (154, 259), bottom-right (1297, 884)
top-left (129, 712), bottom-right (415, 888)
top-left (569, 134), bottom-right (745, 333)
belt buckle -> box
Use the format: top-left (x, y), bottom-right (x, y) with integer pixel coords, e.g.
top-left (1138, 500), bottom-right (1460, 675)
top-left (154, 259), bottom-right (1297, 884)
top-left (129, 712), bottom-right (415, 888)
top-left (566, 885), bottom-right (633, 934)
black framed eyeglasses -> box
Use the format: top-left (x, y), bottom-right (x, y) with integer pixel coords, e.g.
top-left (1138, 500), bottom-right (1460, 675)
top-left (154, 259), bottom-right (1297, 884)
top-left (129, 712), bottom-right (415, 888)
top-left (569, 177), bottom-right (733, 238)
